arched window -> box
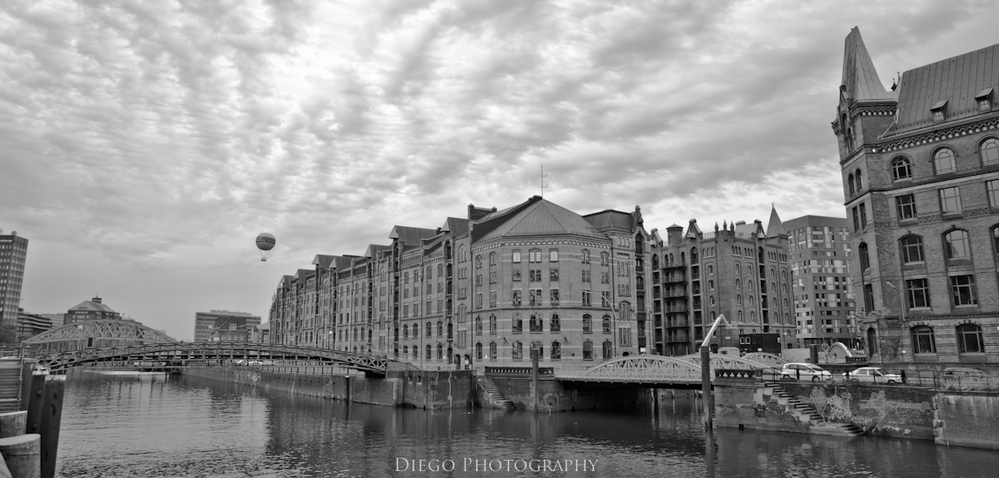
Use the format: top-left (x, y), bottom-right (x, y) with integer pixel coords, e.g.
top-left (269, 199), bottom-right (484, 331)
top-left (690, 247), bottom-right (699, 262)
top-left (867, 327), bottom-right (878, 356)
top-left (437, 343), bottom-right (444, 360)
top-left (859, 242), bottom-right (869, 270)
top-left (531, 341), bottom-right (543, 360)
top-left (934, 148), bottom-right (956, 174)
top-left (403, 345), bottom-right (408, 355)
top-left (474, 316), bottom-right (482, 335)
top-left (911, 325), bottom-right (936, 354)
top-left (848, 173), bottom-right (855, 195)
top-left (583, 314), bottom-right (592, 333)
top-left (412, 323), bottom-right (419, 338)
top-left (583, 340), bottom-right (593, 360)
top-left (512, 314), bottom-right (523, 333)
top-left (899, 235), bottom-right (925, 263)
top-left (403, 325), bottom-right (409, 339)
top-left (981, 138), bottom-right (999, 165)
top-left (737, 295), bottom-right (742, 305)
top-left (529, 314), bottom-right (542, 332)
top-left (891, 157), bottom-right (912, 180)
top-left (855, 168), bottom-right (863, 191)
top-left (956, 324), bottom-right (985, 354)
top-left (550, 341), bottom-right (561, 360)
top-left (475, 342), bottom-right (482, 360)
top-left (413, 346), bottom-right (419, 359)
top-left (602, 340), bottom-right (612, 359)
top-left (602, 315), bottom-right (611, 333)
top-left (735, 279), bottom-right (741, 290)
top-left (489, 315), bottom-right (497, 334)
top-left (512, 341), bottom-right (523, 360)
top-left (944, 230), bottom-right (971, 259)
top-left (992, 226), bottom-right (999, 254)
top-left (426, 344), bottom-right (432, 359)
top-left (489, 341), bottom-right (497, 360)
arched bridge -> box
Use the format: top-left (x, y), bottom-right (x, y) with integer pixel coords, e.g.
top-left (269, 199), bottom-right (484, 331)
top-left (32, 342), bottom-right (393, 375)
top-left (552, 353), bottom-right (785, 385)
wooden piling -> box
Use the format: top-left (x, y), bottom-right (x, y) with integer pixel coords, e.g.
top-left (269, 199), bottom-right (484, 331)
top-left (24, 371), bottom-right (46, 436)
top-left (0, 412), bottom-right (26, 438)
top-left (0, 434), bottom-right (40, 478)
top-left (39, 376), bottom-right (65, 478)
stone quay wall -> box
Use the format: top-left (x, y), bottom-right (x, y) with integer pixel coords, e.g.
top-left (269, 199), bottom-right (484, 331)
top-left (715, 377), bottom-right (999, 450)
top-left (181, 365), bottom-right (475, 409)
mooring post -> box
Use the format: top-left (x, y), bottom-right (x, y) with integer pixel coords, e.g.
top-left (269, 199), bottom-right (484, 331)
top-left (0, 434), bottom-right (40, 478)
top-left (39, 375), bottom-right (65, 478)
top-left (531, 348), bottom-right (539, 413)
top-left (700, 346), bottom-right (712, 429)
top-left (0, 411), bottom-right (27, 438)
top-left (25, 369), bottom-right (48, 435)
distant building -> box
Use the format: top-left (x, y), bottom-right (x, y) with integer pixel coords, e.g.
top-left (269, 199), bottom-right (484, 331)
top-left (16, 309), bottom-right (53, 340)
top-left (0, 229), bottom-right (28, 330)
top-left (65, 296), bottom-right (122, 324)
top-left (194, 310), bottom-right (262, 343)
top-left (272, 196), bottom-right (653, 370)
top-left (835, 28), bottom-right (999, 365)
top-left (649, 207), bottom-right (796, 356)
top-left (784, 215), bottom-right (859, 348)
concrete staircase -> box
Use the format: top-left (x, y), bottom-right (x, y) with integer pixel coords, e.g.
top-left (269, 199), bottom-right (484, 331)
top-left (0, 359), bottom-right (22, 413)
top-left (477, 377), bottom-right (516, 410)
top-left (763, 381), bottom-right (863, 437)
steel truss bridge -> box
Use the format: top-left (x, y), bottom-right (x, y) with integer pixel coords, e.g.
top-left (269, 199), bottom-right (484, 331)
top-left (31, 343), bottom-right (393, 375)
top-left (552, 352), bottom-right (785, 385)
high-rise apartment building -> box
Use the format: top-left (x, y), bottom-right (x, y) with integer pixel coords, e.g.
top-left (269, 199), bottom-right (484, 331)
top-left (649, 208), bottom-right (796, 356)
top-left (0, 229), bottom-right (28, 329)
top-left (835, 27), bottom-right (999, 364)
top-left (193, 310), bottom-right (262, 343)
top-left (784, 215), bottom-right (858, 348)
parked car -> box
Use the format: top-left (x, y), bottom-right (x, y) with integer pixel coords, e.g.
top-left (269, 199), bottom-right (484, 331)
top-left (247, 360), bottom-right (263, 366)
top-left (941, 367), bottom-right (989, 391)
top-left (779, 363), bottom-right (832, 381)
top-left (843, 367), bottom-right (901, 384)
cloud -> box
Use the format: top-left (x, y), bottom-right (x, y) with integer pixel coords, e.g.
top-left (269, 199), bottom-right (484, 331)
top-left (3, 0), bottom-right (999, 339)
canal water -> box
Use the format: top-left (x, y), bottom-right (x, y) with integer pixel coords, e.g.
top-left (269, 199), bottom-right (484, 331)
top-left (55, 369), bottom-right (994, 477)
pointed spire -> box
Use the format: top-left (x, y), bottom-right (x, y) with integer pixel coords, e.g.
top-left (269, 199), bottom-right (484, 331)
top-left (766, 205), bottom-right (786, 238)
top-left (841, 27), bottom-right (894, 101)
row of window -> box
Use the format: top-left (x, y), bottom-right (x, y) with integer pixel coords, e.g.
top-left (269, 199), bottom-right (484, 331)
top-left (889, 139), bottom-right (999, 183)
top-left (889, 323), bottom-right (987, 355)
top-left (858, 226), bottom-right (999, 271)
top-left (892, 181), bottom-right (999, 224)
top-left (862, 274), bottom-right (983, 312)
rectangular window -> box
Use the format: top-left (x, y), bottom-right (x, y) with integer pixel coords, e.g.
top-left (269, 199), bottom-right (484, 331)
top-left (950, 275), bottom-right (977, 306)
top-left (582, 270), bottom-right (590, 283)
top-left (895, 194), bottom-right (917, 220)
top-left (852, 206), bottom-right (860, 231)
top-left (550, 268), bottom-right (559, 281)
top-left (475, 293), bottom-right (482, 309)
top-left (905, 278), bottom-right (931, 308)
top-left (489, 291), bottom-right (497, 308)
top-left (530, 289), bottom-right (541, 306)
top-left (859, 202), bottom-right (868, 228)
top-left (513, 251), bottom-right (521, 263)
top-left (618, 327), bottom-right (632, 346)
top-left (550, 250), bottom-right (559, 262)
top-left (988, 181), bottom-right (999, 208)
top-left (529, 270), bottom-right (540, 282)
top-left (550, 289), bottom-right (560, 306)
top-left (601, 291), bottom-right (611, 307)
top-left (512, 290), bottom-right (522, 306)
top-left (601, 272), bottom-right (609, 284)
top-left (529, 251), bottom-right (542, 263)
top-left (582, 290), bottom-right (591, 307)
top-left (512, 269), bottom-right (521, 282)
top-left (939, 187), bottom-right (962, 214)
top-left (863, 284), bottom-right (874, 313)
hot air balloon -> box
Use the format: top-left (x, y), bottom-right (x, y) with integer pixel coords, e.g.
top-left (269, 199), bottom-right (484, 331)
top-left (256, 233), bottom-right (276, 262)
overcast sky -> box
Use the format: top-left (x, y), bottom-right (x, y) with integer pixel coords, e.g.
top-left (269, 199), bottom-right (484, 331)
top-left (3, 1), bottom-right (998, 341)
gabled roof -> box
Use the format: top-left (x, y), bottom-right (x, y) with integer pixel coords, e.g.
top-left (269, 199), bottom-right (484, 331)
top-left (474, 196), bottom-right (607, 243)
top-left (332, 256), bottom-right (357, 271)
top-left (766, 205), bottom-right (787, 238)
top-left (441, 217), bottom-right (469, 237)
top-left (389, 226), bottom-right (438, 247)
top-left (885, 40), bottom-right (999, 136)
top-left (841, 27), bottom-right (894, 102)
top-left (364, 244), bottom-right (390, 258)
top-left (583, 209), bottom-right (633, 232)
top-left (312, 254), bottom-right (336, 269)
top-left (685, 220), bottom-right (701, 238)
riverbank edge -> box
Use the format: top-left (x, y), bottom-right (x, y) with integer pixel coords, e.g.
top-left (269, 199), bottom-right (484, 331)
top-left (714, 377), bottom-right (999, 450)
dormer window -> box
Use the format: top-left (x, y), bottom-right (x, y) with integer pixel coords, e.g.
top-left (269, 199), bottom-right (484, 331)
top-left (976, 87), bottom-right (994, 113)
top-left (930, 100), bottom-right (948, 122)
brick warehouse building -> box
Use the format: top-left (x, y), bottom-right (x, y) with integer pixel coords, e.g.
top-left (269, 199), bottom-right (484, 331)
top-left (835, 27), bottom-right (999, 365)
top-left (270, 196), bottom-right (653, 370)
top-left (648, 209), bottom-right (796, 356)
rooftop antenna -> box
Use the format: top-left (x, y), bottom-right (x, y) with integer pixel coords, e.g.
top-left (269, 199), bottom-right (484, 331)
top-left (540, 164), bottom-right (549, 198)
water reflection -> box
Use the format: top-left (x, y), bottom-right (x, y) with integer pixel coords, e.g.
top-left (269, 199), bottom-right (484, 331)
top-left (57, 370), bottom-right (995, 477)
